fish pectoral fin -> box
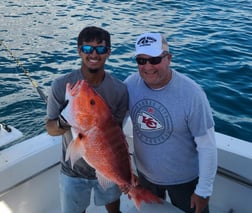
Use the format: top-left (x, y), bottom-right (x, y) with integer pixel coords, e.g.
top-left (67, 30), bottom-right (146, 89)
top-left (96, 171), bottom-right (115, 190)
top-left (65, 132), bottom-right (86, 169)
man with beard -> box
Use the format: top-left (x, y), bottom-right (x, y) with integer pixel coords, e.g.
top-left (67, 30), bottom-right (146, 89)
top-left (46, 26), bottom-right (128, 213)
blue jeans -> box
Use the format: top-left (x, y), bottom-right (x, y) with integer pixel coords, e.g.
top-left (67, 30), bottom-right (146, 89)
top-left (59, 172), bottom-right (121, 213)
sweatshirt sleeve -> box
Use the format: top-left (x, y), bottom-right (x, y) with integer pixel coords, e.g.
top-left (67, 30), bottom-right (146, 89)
top-left (194, 127), bottom-right (218, 197)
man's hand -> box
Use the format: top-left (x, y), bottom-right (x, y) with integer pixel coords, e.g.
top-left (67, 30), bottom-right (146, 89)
top-left (119, 174), bottom-right (139, 195)
top-left (119, 184), bottom-right (131, 194)
top-left (190, 193), bottom-right (209, 213)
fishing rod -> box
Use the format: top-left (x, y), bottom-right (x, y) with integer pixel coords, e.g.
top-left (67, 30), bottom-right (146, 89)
top-left (0, 41), bottom-right (48, 104)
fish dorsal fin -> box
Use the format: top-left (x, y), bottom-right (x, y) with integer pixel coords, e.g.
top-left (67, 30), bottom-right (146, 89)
top-left (96, 171), bottom-right (115, 190)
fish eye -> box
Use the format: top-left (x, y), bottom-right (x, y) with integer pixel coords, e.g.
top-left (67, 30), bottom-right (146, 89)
top-left (90, 99), bottom-right (95, 105)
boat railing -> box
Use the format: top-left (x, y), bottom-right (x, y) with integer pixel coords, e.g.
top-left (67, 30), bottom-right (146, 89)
top-left (217, 166), bottom-right (252, 189)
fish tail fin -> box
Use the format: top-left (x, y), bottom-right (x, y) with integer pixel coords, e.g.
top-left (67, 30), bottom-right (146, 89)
top-left (65, 133), bottom-right (85, 168)
top-left (128, 186), bottom-right (163, 209)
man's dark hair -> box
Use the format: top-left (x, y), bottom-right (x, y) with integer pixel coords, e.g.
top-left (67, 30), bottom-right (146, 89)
top-left (77, 26), bottom-right (111, 47)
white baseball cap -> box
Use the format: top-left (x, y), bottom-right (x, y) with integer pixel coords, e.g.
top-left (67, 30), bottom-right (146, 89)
top-left (135, 32), bottom-right (169, 57)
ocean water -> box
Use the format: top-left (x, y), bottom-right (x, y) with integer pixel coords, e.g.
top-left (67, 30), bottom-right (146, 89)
top-left (0, 0), bottom-right (251, 145)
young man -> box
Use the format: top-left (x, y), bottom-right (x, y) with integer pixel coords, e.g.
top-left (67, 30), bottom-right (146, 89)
top-left (124, 32), bottom-right (217, 213)
top-left (46, 26), bottom-right (128, 213)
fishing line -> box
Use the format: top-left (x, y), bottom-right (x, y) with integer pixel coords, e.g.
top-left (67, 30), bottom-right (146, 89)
top-left (0, 41), bottom-right (48, 104)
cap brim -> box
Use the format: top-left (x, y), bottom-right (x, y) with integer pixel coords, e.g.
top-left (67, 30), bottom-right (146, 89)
top-left (135, 48), bottom-right (163, 57)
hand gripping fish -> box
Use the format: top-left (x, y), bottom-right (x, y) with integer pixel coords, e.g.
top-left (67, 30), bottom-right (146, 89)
top-left (61, 80), bottom-right (162, 209)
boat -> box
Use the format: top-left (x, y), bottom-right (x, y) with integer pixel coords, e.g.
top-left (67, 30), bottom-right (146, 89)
top-left (0, 117), bottom-right (252, 213)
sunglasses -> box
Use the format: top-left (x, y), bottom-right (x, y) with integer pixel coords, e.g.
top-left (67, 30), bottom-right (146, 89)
top-left (136, 54), bottom-right (168, 65)
top-left (80, 45), bottom-right (109, 54)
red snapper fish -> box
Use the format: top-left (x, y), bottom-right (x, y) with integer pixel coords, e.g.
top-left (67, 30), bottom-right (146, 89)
top-left (61, 80), bottom-right (162, 209)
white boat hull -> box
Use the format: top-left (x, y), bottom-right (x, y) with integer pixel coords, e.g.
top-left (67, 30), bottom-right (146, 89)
top-left (0, 124), bottom-right (23, 147)
top-left (0, 120), bottom-right (251, 213)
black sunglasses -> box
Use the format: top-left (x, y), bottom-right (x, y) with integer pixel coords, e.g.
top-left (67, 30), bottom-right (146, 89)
top-left (136, 54), bottom-right (168, 65)
top-left (80, 45), bottom-right (109, 54)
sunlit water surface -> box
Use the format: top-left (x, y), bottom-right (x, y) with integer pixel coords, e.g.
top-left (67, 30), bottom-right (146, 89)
top-left (0, 0), bottom-right (251, 146)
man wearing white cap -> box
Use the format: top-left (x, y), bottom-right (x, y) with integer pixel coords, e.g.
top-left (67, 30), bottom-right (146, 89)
top-left (124, 32), bottom-right (217, 213)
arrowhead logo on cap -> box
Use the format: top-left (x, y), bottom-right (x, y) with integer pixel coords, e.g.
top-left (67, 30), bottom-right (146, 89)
top-left (137, 36), bottom-right (157, 47)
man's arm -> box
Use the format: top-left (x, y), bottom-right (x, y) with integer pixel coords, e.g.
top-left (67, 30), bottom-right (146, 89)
top-left (191, 127), bottom-right (217, 212)
top-left (194, 127), bottom-right (217, 197)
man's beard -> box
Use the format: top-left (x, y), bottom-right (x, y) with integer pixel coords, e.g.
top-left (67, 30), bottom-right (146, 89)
top-left (88, 68), bottom-right (99, 73)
